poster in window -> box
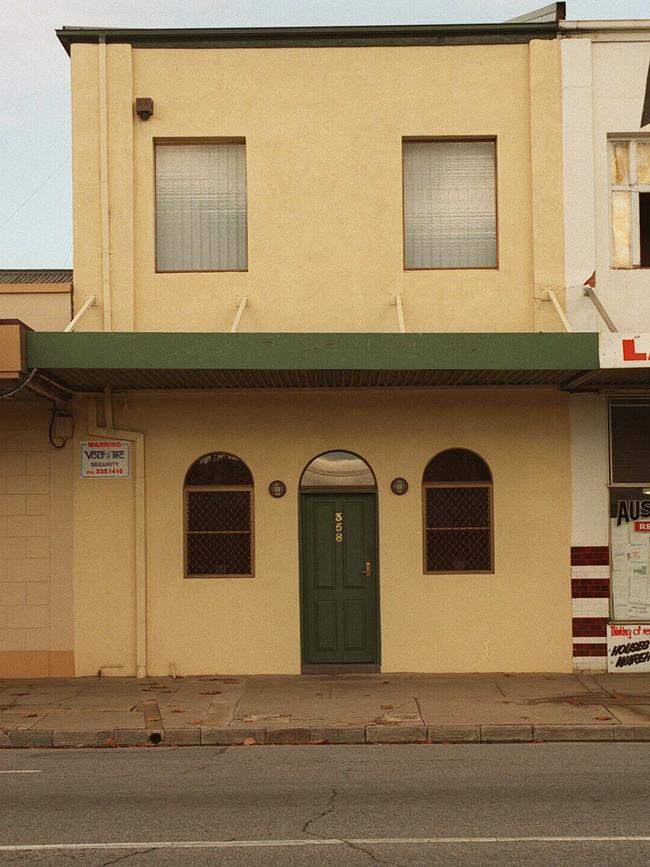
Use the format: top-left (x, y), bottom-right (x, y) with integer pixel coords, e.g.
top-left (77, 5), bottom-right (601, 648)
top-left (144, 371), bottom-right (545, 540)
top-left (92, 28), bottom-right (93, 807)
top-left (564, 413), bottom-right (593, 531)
top-left (610, 488), bottom-right (650, 621)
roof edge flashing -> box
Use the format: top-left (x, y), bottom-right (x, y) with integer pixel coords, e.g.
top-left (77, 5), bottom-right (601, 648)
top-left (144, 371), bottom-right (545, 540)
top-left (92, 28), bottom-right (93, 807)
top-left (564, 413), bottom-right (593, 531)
top-left (56, 19), bottom-right (559, 54)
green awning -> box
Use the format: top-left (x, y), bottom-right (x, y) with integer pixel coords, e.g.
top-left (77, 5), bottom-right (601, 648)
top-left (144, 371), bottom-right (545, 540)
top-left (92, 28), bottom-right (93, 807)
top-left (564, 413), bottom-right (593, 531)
top-left (22, 331), bottom-right (614, 393)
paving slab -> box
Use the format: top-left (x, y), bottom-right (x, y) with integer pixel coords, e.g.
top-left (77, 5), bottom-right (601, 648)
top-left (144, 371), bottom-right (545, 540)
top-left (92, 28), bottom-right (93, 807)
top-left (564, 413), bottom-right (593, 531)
top-left (32, 710), bottom-right (143, 730)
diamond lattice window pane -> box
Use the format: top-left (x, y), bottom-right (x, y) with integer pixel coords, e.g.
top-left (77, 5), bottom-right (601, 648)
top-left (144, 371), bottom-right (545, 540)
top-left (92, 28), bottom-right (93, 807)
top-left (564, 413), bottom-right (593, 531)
top-left (187, 491), bottom-right (251, 532)
top-left (187, 532), bottom-right (251, 576)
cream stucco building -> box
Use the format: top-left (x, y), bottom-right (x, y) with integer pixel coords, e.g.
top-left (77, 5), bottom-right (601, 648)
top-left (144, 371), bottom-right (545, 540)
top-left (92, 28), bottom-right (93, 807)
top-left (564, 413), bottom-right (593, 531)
top-left (4, 3), bottom-right (648, 679)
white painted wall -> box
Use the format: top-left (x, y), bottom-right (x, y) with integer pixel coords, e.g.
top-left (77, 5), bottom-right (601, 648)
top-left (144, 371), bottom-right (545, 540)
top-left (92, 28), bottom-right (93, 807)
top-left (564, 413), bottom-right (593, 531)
top-left (570, 394), bottom-right (609, 547)
top-left (561, 39), bottom-right (600, 331)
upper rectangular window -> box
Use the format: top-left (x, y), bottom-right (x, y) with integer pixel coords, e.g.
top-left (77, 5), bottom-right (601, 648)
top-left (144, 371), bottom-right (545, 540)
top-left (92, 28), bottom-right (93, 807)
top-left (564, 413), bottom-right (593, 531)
top-left (609, 137), bottom-right (650, 269)
top-left (155, 141), bottom-right (247, 272)
top-left (403, 139), bottom-right (497, 270)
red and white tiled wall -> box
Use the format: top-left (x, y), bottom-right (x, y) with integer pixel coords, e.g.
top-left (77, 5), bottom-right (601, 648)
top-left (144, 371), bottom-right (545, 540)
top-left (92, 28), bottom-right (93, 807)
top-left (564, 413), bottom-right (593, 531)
top-left (569, 395), bottom-right (610, 673)
top-left (571, 546), bottom-right (610, 671)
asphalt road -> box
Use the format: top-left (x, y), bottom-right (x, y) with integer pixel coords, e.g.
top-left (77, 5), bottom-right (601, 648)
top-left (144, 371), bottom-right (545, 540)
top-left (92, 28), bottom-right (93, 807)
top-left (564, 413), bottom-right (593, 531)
top-left (1, 744), bottom-right (650, 865)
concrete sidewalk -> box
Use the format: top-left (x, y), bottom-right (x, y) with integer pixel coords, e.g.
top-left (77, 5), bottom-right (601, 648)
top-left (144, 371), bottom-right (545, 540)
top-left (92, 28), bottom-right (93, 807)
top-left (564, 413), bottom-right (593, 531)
top-left (2, 672), bottom-right (650, 748)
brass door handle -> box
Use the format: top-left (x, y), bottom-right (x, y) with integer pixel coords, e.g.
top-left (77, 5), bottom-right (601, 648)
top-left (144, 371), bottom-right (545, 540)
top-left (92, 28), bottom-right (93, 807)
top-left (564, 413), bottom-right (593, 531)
top-left (359, 561), bottom-right (371, 576)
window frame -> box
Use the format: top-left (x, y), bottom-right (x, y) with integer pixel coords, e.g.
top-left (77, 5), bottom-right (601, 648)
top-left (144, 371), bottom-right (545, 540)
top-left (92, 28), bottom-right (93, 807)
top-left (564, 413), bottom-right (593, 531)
top-left (183, 471), bottom-right (255, 580)
top-left (608, 135), bottom-right (650, 270)
top-left (422, 452), bottom-right (494, 575)
top-left (402, 136), bottom-right (499, 272)
top-left (154, 137), bottom-right (249, 275)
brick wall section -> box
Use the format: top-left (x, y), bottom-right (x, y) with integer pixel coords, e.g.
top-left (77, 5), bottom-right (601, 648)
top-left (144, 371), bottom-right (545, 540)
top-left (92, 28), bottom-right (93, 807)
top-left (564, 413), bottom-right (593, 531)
top-left (571, 546), bottom-right (610, 670)
top-left (0, 403), bottom-right (73, 676)
top-left (571, 546), bottom-right (609, 566)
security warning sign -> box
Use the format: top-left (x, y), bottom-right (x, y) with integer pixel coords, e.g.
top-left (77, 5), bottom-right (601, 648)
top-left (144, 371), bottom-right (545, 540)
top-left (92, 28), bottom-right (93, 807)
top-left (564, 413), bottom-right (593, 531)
top-left (80, 440), bottom-right (130, 478)
top-left (607, 623), bottom-right (650, 672)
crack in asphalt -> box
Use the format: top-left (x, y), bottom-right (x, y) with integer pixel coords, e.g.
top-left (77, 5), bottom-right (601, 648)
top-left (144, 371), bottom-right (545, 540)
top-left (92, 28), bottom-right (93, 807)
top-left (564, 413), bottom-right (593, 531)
top-left (101, 847), bottom-right (158, 866)
top-left (302, 786), bottom-right (339, 836)
top-left (302, 786), bottom-right (405, 867)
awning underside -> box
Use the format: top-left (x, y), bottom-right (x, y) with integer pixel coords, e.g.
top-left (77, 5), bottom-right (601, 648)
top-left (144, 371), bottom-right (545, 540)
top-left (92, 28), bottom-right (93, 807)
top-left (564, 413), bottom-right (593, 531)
top-left (34, 366), bottom-right (624, 391)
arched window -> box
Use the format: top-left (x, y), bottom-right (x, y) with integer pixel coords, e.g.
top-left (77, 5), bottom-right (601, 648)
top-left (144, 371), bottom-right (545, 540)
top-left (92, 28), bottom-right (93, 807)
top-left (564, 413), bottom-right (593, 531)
top-left (184, 452), bottom-right (253, 577)
top-left (422, 448), bottom-right (493, 573)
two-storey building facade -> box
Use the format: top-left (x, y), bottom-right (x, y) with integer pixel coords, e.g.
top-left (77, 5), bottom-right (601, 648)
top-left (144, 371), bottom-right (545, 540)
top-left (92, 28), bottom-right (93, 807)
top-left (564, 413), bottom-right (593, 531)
top-left (5, 4), bottom-right (631, 679)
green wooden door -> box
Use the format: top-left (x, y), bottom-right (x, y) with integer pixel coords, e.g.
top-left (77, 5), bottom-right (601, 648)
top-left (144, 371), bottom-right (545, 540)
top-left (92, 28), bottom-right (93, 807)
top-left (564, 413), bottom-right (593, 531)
top-left (300, 492), bottom-right (379, 665)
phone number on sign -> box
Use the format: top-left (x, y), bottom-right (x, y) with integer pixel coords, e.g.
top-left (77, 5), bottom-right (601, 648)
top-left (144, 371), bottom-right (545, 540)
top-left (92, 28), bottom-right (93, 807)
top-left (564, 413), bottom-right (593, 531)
top-left (92, 468), bottom-right (125, 475)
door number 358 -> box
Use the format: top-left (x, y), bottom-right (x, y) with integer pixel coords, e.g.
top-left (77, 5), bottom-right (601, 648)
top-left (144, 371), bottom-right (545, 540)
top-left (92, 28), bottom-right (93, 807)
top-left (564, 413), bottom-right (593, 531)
top-left (335, 511), bottom-right (343, 543)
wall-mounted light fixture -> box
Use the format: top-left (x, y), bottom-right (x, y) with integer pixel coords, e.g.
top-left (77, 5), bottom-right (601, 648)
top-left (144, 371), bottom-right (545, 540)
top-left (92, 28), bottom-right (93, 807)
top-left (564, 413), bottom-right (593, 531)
top-left (135, 97), bottom-right (154, 120)
top-left (391, 477), bottom-right (408, 495)
top-left (269, 480), bottom-right (287, 498)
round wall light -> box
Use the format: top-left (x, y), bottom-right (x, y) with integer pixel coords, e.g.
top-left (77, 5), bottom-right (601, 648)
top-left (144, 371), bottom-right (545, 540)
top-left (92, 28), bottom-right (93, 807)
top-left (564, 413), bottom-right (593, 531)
top-left (268, 480), bottom-right (287, 498)
top-left (391, 477), bottom-right (408, 496)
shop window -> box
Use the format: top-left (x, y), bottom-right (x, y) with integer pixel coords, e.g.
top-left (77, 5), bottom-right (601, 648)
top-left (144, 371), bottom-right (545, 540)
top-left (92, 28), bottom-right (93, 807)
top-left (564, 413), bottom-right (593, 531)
top-left (156, 140), bottom-right (247, 272)
top-left (403, 139), bottom-right (497, 270)
top-left (609, 138), bottom-right (650, 268)
top-left (423, 449), bottom-right (493, 573)
top-left (609, 401), bottom-right (650, 621)
top-left (184, 452), bottom-right (253, 578)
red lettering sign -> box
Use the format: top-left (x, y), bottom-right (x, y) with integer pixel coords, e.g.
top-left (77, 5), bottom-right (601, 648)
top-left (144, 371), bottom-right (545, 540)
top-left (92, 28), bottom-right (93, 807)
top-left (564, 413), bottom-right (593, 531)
top-left (635, 521), bottom-right (650, 532)
top-left (622, 338), bottom-right (648, 362)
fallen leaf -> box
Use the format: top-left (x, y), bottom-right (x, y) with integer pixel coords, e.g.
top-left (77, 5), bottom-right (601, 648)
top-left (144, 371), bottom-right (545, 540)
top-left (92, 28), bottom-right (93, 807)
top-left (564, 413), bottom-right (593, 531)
top-left (243, 737), bottom-right (257, 745)
top-left (190, 720), bottom-right (201, 726)
top-left (198, 690), bottom-right (221, 695)
top-left (595, 716), bottom-right (612, 721)
top-left (170, 709), bottom-right (186, 713)
top-left (381, 705), bottom-right (393, 710)
top-left (21, 713), bottom-right (38, 718)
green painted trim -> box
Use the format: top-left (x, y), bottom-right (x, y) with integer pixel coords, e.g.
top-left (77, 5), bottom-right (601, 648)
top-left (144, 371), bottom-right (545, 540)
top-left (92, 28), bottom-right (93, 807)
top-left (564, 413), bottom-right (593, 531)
top-left (27, 332), bottom-right (599, 372)
top-left (56, 21), bottom-right (558, 54)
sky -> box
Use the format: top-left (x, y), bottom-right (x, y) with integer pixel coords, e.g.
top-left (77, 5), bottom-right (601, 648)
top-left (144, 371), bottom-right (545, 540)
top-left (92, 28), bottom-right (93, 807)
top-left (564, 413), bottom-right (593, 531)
top-left (1, 0), bottom-right (649, 269)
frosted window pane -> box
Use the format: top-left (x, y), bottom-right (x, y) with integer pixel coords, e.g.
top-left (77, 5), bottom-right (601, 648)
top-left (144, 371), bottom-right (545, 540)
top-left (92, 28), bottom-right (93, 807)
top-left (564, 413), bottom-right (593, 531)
top-left (403, 140), bottom-right (497, 269)
top-left (156, 143), bottom-right (247, 271)
top-left (612, 191), bottom-right (633, 268)
top-left (636, 141), bottom-right (650, 185)
top-left (610, 142), bottom-right (630, 185)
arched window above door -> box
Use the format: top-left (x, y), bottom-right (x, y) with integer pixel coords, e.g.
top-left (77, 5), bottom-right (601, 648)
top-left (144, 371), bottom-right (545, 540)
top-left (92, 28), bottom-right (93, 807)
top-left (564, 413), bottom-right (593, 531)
top-left (184, 452), bottom-right (253, 578)
top-left (423, 449), bottom-right (493, 574)
top-left (300, 451), bottom-right (376, 489)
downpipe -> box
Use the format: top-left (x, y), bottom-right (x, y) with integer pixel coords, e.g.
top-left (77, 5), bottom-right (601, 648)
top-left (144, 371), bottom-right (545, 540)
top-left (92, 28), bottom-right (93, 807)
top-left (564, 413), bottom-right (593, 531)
top-left (87, 391), bottom-right (147, 678)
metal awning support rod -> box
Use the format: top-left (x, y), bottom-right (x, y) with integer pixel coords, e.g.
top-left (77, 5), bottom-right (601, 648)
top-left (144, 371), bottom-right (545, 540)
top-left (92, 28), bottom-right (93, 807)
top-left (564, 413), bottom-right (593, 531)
top-left (583, 285), bottom-right (618, 333)
top-left (544, 288), bottom-right (573, 333)
top-left (230, 296), bottom-right (248, 333)
top-left (64, 295), bottom-right (96, 332)
top-left (390, 294), bottom-right (406, 333)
